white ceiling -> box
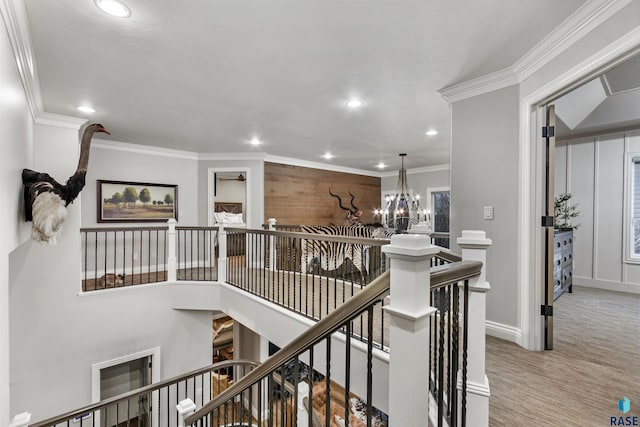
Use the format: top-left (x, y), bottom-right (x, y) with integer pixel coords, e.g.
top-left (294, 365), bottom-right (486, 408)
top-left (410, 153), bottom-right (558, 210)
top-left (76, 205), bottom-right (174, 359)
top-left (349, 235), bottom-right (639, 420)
top-left (24, 0), bottom-right (587, 171)
top-left (555, 52), bottom-right (640, 139)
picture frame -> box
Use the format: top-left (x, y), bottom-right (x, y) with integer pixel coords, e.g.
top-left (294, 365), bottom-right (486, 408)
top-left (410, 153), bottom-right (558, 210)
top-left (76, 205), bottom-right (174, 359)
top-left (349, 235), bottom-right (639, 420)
top-left (97, 180), bottom-right (178, 223)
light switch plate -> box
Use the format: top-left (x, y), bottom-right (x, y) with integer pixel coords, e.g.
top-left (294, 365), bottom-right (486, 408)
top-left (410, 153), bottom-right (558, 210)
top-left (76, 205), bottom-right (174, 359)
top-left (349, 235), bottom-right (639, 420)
top-left (484, 206), bottom-right (494, 220)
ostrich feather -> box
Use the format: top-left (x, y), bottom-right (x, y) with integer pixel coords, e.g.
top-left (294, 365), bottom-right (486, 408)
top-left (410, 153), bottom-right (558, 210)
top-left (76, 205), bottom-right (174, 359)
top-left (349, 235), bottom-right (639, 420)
top-left (31, 191), bottom-right (67, 245)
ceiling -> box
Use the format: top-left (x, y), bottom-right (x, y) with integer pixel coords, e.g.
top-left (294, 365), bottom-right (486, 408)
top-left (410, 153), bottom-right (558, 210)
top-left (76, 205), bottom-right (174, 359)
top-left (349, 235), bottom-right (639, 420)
top-left (24, 0), bottom-right (587, 171)
top-left (555, 52), bottom-right (640, 139)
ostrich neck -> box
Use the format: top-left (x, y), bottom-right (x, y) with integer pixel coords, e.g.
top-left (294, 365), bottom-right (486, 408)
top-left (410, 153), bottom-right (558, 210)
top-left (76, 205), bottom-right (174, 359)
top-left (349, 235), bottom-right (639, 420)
top-left (75, 128), bottom-right (96, 172)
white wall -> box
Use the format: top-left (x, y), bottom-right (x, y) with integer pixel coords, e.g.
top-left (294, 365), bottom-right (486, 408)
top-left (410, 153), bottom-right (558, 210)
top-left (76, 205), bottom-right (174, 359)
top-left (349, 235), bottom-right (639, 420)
top-left (82, 144), bottom-right (199, 227)
top-left (450, 85), bottom-right (520, 330)
top-left (9, 125), bottom-right (212, 423)
top-left (556, 131), bottom-right (640, 293)
top-left (0, 7), bottom-right (34, 424)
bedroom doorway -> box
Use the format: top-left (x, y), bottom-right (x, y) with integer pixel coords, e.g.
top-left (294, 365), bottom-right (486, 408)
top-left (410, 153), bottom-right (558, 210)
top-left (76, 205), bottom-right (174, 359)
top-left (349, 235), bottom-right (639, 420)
top-left (208, 168), bottom-right (249, 227)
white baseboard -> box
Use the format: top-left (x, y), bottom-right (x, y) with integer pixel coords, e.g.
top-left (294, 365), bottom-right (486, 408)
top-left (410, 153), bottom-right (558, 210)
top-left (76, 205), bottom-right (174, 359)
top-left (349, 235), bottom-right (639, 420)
top-left (573, 276), bottom-right (640, 295)
top-left (485, 320), bottom-right (522, 344)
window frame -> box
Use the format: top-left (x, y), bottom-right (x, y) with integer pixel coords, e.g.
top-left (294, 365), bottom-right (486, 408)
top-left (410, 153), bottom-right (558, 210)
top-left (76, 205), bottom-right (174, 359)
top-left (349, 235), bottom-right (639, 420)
top-left (623, 152), bottom-right (640, 263)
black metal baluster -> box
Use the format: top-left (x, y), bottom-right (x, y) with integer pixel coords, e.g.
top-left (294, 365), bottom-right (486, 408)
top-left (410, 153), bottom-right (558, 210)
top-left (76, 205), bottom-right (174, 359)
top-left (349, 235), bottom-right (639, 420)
top-left (308, 348), bottom-right (314, 427)
top-left (345, 321), bottom-right (352, 427)
top-left (462, 280), bottom-right (469, 427)
top-left (451, 282), bottom-right (460, 425)
top-left (325, 336), bottom-right (331, 427)
top-left (367, 306), bottom-right (374, 427)
top-left (438, 286), bottom-right (445, 427)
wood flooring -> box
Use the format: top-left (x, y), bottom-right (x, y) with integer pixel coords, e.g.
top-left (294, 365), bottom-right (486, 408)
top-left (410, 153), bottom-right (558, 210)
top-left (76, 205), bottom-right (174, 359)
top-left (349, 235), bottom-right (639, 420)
top-left (487, 286), bottom-right (640, 426)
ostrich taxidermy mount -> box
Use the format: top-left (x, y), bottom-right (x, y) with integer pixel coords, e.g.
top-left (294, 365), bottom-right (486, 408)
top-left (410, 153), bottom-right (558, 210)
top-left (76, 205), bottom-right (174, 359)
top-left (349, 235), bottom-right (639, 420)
top-left (22, 123), bottom-right (110, 244)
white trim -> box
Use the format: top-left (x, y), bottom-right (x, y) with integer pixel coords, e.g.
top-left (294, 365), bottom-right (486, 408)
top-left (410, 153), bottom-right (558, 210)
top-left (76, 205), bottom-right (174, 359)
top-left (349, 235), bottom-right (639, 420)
top-left (439, 0), bottom-right (634, 103)
top-left (485, 320), bottom-right (522, 344)
top-left (519, 27), bottom-right (640, 351)
top-left (592, 139), bottom-right (600, 279)
top-left (512, 0), bottom-right (633, 81)
top-left (91, 347), bottom-right (161, 427)
top-left (0, 0), bottom-right (43, 119)
top-left (35, 112), bottom-right (87, 129)
top-left (379, 164), bottom-right (450, 178)
top-left (265, 154), bottom-right (382, 177)
top-left (573, 277), bottom-right (640, 294)
top-left (200, 152), bottom-right (267, 161)
top-left (92, 139), bottom-right (199, 160)
top-left (439, 68), bottom-right (519, 104)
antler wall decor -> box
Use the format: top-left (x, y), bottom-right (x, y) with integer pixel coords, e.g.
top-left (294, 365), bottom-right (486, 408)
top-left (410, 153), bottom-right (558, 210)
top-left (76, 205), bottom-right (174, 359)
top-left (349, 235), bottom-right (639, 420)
top-left (329, 189), bottom-right (363, 224)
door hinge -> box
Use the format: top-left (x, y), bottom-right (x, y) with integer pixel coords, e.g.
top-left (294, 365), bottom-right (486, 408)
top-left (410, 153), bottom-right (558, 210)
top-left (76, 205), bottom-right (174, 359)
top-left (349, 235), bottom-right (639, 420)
top-left (541, 216), bottom-right (554, 227)
top-left (541, 305), bottom-right (553, 316)
top-left (542, 125), bottom-right (555, 138)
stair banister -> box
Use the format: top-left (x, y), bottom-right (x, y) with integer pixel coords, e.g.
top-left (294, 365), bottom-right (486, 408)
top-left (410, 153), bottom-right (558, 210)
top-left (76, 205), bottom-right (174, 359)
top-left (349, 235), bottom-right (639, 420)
top-left (457, 230), bottom-right (492, 427)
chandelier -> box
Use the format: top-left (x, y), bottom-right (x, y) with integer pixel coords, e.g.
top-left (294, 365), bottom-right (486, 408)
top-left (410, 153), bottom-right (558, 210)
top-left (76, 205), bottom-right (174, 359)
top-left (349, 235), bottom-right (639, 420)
top-left (380, 153), bottom-right (424, 232)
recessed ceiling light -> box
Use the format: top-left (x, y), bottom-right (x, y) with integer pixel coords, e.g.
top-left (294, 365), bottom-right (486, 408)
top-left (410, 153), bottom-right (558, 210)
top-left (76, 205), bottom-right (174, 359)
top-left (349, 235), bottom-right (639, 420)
top-left (426, 130), bottom-right (438, 136)
top-left (77, 105), bottom-right (96, 113)
top-left (95, 0), bottom-right (131, 18)
top-left (250, 137), bottom-right (262, 146)
top-left (346, 98), bottom-right (363, 108)
top-left (323, 152), bottom-right (334, 160)
top-left (376, 162), bottom-right (386, 169)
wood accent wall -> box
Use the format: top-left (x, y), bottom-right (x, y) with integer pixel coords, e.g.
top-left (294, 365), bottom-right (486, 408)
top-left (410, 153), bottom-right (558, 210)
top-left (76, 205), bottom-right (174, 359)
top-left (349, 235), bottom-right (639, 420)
top-left (264, 162), bottom-right (381, 226)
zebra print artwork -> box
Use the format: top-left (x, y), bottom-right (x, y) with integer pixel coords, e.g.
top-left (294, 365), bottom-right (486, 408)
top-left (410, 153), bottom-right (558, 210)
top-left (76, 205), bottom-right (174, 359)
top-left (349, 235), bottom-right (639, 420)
top-left (299, 224), bottom-right (394, 277)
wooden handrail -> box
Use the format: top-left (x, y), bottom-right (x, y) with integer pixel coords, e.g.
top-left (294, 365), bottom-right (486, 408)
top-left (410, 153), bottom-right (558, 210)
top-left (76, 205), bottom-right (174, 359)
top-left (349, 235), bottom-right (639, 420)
top-left (431, 260), bottom-right (482, 289)
top-left (80, 226), bottom-right (169, 232)
top-left (30, 360), bottom-right (259, 427)
top-left (229, 228), bottom-right (391, 246)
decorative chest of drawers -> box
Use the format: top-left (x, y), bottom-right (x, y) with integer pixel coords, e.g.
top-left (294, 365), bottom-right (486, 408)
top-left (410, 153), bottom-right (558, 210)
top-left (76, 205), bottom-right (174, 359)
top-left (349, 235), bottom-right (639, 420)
top-left (553, 229), bottom-right (573, 300)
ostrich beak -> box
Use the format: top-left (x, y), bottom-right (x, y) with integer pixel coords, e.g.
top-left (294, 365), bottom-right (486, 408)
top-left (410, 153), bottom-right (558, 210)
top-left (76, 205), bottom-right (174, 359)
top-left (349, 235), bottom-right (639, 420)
top-left (98, 127), bottom-right (111, 135)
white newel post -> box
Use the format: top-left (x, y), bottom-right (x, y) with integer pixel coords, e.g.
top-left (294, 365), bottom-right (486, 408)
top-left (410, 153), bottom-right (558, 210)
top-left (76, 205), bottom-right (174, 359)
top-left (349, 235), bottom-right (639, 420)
top-left (217, 222), bottom-right (227, 283)
top-left (9, 412), bottom-right (31, 427)
top-left (167, 218), bottom-right (177, 282)
top-left (382, 234), bottom-right (439, 427)
top-left (457, 230), bottom-right (492, 427)
top-left (268, 218), bottom-right (277, 271)
top-left (176, 398), bottom-right (196, 427)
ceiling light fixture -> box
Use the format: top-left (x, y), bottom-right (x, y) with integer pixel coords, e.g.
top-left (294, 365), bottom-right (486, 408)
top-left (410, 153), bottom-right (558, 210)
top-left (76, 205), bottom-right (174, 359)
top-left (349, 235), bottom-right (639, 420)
top-left (382, 153), bottom-right (422, 232)
top-left (77, 105), bottom-right (96, 113)
top-left (426, 130), bottom-right (438, 136)
top-left (346, 98), bottom-right (363, 108)
top-left (323, 152), bottom-right (334, 160)
top-left (94, 0), bottom-right (131, 18)
top-left (250, 137), bottom-right (262, 146)
top-left (376, 162), bottom-right (386, 169)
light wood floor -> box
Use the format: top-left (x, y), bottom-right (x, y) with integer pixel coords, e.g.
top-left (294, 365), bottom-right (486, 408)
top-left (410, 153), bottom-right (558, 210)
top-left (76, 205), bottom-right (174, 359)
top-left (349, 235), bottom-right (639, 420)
top-left (487, 286), bottom-right (640, 426)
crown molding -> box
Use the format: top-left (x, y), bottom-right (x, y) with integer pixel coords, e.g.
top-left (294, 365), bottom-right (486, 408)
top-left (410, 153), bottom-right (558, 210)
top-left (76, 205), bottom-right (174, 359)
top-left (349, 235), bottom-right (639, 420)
top-left (92, 139), bottom-right (199, 160)
top-left (199, 152), bottom-right (268, 161)
top-left (264, 154), bottom-right (382, 177)
top-left (439, 0), bottom-right (632, 103)
top-left (0, 0), bottom-right (43, 119)
top-left (513, 0), bottom-right (633, 81)
top-left (438, 68), bottom-right (519, 104)
top-left (379, 163), bottom-right (450, 178)
top-left (35, 112), bottom-right (87, 129)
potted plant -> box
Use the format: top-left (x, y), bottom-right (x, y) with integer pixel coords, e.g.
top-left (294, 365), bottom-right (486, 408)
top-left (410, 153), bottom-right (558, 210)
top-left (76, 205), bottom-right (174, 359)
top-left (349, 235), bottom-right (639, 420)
top-left (554, 193), bottom-right (579, 230)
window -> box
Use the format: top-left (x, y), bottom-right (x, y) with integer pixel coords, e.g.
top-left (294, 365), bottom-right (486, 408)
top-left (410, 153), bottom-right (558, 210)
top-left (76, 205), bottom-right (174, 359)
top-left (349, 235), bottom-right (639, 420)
top-left (625, 154), bottom-right (640, 261)
top-left (427, 187), bottom-right (450, 248)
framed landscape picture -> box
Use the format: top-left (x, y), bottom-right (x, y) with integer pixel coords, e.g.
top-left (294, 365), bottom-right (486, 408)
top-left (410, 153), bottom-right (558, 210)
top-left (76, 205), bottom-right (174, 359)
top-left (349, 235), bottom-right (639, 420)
top-left (98, 180), bottom-right (178, 222)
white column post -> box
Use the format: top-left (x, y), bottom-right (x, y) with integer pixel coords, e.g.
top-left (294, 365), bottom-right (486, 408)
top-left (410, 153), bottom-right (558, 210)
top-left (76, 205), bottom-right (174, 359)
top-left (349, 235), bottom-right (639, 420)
top-left (217, 222), bottom-right (227, 283)
top-left (167, 218), bottom-right (177, 282)
top-left (268, 218), bottom-right (277, 271)
top-left (382, 234), bottom-right (439, 427)
top-left (176, 398), bottom-right (196, 427)
top-left (456, 230), bottom-right (492, 427)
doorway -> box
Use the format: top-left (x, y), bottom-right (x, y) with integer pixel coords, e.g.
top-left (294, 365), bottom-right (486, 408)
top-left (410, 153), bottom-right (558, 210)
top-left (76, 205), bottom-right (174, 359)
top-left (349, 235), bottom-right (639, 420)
top-left (524, 45), bottom-right (640, 350)
top-left (208, 167), bottom-right (250, 227)
top-left (92, 348), bottom-right (160, 427)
